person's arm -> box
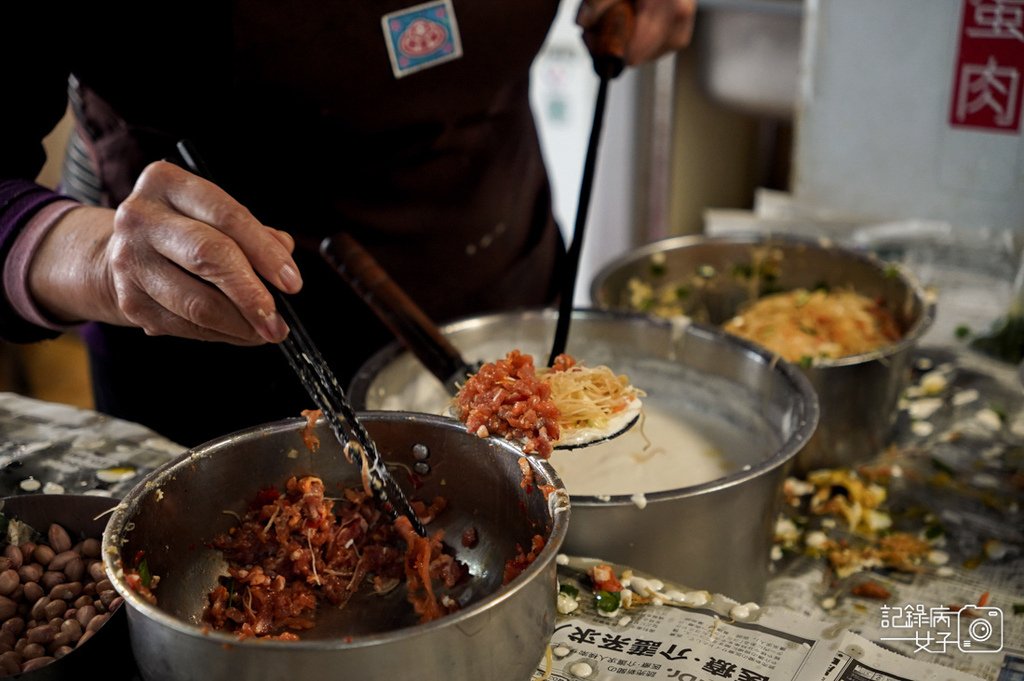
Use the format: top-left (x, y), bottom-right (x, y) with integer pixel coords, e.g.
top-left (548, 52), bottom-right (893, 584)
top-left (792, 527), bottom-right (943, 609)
top-left (0, 10), bottom-right (84, 343)
top-left (1, 4), bottom-right (303, 347)
top-left (0, 181), bottom-right (77, 343)
top-left (25, 160), bottom-right (304, 346)
top-left (576, 0), bottom-right (697, 65)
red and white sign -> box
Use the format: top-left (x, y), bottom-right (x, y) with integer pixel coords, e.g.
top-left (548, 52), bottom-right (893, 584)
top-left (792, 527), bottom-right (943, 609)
top-left (949, 0), bottom-right (1024, 132)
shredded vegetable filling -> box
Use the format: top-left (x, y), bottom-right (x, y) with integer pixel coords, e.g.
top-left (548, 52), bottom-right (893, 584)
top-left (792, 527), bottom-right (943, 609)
top-left (723, 288), bottom-right (901, 363)
top-left (203, 475), bottom-right (466, 639)
top-left (454, 350), bottom-right (642, 458)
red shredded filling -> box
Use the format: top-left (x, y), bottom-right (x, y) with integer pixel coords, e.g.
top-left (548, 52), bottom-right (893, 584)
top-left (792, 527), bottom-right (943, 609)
top-left (455, 350), bottom-right (568, 458)
top-left (202, 475), bottom-right (467, 639)
top-left (300, 409), bottom-right (322, 452)
top-left (589, 563), bottom-right (623, 593)
top-left (502, 534), bottom-right (546, 585)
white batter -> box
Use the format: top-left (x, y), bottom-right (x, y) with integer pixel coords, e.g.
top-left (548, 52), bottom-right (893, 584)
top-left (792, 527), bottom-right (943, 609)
top-left (547, 403), bottom-right (731, 497)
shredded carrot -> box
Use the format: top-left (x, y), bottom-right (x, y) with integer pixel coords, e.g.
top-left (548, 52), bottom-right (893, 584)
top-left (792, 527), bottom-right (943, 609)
top-left (300, 409), bottom-right (321, 452)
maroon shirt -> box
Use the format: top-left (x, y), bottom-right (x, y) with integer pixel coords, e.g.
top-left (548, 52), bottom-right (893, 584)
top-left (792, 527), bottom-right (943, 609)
top-left (0, 1), bottom-right (565, 446)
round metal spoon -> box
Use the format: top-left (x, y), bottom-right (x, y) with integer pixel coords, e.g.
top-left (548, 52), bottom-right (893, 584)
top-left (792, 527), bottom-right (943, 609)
top-left (321, 233), bottom-right (641, 449)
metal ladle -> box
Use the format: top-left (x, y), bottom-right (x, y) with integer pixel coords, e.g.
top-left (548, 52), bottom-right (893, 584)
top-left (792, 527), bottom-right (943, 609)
top-left (319, 233), bottom-right (640, 450)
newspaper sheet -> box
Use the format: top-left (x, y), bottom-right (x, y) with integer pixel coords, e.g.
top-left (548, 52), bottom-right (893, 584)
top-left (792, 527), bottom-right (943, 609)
top-left (535, 557), bottom-right (1004, 681)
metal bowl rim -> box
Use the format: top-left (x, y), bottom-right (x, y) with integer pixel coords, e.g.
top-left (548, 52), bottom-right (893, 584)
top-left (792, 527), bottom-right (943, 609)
top-left (102, 411), bottom-right (569, 651)
top-left (588, 232), bottom-right (937, 368)
top-left (350, 308), bottom-right (820, 505)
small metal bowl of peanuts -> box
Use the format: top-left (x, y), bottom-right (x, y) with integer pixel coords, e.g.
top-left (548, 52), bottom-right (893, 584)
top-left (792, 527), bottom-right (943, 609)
top-left (0, 494), bottom-right (131, 679)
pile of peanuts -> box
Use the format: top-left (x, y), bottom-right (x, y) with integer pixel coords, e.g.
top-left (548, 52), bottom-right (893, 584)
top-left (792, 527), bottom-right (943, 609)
top-left (0, 521), bottom-right (121, 676)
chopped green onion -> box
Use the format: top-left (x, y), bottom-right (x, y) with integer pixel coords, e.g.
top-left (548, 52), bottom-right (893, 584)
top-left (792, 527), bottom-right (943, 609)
top-left (594, 590), bottom-right (621, 613)
top-left (559, 584), bottom-right (579, 598)
top-left (138, 558), bottom-right (152, 589)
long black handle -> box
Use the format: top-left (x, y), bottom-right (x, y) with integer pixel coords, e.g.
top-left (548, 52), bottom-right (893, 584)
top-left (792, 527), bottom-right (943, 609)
top-left (547, 1), bottom-right (634, 366)
top-left (547, 75), bottom-right (612, 366)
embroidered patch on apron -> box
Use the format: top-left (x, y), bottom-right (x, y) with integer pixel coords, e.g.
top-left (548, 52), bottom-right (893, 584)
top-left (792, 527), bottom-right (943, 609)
top-left (381, 0), bottom-right (463, 79)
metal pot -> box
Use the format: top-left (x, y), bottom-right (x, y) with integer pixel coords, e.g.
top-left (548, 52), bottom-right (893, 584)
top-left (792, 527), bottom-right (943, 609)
top-left (102, 412), bottom-right (569, 681)
top-left (349, 309), bottom-right (818, 602)
top-left (590, 233), bottom-right (935, 473)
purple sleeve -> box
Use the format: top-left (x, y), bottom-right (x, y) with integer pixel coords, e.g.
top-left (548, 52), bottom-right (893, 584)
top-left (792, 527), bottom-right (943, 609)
top-left (0, 179), bottom-right (68, 343)
top-left (0, 7), bottom-right (77, 343)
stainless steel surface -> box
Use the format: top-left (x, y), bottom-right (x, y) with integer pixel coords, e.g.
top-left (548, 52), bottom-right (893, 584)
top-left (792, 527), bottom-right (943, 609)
top-left (590, 233), bottom-right (936, 473)
top-left (350, 309), bottom-right (819, 602)
top-left (0, 494), bottom-right (131, 680)
top-left (102, 413), bottom-right (568, 681)
top-left (694, 0), bottom-right (804, 119)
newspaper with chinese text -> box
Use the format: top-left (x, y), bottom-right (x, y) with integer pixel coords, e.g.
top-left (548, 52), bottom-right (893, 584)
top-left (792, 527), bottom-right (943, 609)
top-left (535, 557), bottom-right (1013, 681)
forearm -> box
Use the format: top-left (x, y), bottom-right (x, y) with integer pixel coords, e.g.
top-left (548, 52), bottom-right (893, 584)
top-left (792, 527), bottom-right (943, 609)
top-left (0, 180), bottom-right (75, 342)
top-left (27, 206), bottom-right (121, 327)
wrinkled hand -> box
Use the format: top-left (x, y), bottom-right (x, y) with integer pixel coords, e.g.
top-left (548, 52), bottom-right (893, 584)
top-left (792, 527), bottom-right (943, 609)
top-left (576, 0), bottom-right (697, 66)
top-left (106, 160), bottom-right (301, 345)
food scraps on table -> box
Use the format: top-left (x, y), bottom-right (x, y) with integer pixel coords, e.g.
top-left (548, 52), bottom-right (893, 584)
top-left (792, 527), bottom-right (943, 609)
top-left (555, 561), bottom-right (761, 624)
top-left (775, 467), bottom-right (939, 580)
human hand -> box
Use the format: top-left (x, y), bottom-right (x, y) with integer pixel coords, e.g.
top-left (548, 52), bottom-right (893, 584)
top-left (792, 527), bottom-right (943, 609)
top-left (101, 160), bottom-right (302, 345)
top-left (576, 0), bottom-right (697, 66)
top-left (29, 160), bottom-right (302, 346)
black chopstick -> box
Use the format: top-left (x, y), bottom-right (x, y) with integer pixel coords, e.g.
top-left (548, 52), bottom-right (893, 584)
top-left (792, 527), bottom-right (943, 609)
top-left (174, 140), bottom-right (427, 536)
top-left (271, 292), bottom-right (427, 536)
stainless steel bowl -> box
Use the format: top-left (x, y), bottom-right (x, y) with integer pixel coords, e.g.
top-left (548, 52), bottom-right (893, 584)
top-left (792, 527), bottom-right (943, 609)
top-left (102, 412), bottom-right (569, 681)
top-left (590, 233), bottom-right (935, 473)
top-left (349, 309), bottom-right (819, 602)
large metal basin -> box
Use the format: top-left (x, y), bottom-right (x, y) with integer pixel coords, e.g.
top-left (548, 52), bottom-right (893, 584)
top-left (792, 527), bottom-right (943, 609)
top-left (590, 233), bottom-right (935, 472)
top-left (349, 309), bottom-right (818, 602)
top-left (102, 413), bottom-right (568, 681)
